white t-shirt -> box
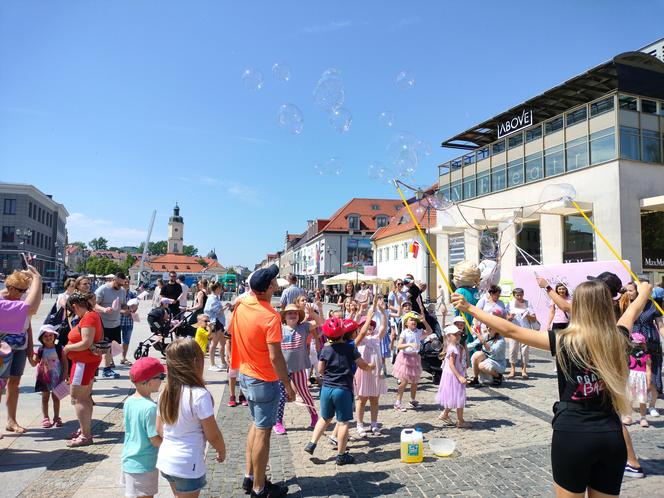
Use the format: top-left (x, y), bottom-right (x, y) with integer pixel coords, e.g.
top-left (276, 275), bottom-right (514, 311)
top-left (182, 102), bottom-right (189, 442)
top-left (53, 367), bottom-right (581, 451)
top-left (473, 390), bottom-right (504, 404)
top-left (179, 283), bottom-right (190, 307)
top-left (156, 386), bottom-right (214, 478)
top-left (400, 327), bottom-right (422, 354)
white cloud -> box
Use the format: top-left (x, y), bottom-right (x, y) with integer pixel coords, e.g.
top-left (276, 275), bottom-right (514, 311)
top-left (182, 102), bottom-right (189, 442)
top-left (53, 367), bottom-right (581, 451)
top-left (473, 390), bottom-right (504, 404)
top-left (226, 182), bottom-right (261, 206)
top-left (301, 20), bottom-right (352, 35)
top-left (67, 212), bottom-right (148, 246)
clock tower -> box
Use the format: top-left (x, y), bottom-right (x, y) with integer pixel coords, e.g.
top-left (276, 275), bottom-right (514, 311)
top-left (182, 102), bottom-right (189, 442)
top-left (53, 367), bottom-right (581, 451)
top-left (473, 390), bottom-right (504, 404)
top-left (167, 203), bottom-right (184, 254)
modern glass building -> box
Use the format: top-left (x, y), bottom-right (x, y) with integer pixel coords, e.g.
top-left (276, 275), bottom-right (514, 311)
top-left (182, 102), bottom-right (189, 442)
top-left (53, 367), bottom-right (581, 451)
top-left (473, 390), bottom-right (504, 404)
top-left (434, 38), bottom-right (664, 291)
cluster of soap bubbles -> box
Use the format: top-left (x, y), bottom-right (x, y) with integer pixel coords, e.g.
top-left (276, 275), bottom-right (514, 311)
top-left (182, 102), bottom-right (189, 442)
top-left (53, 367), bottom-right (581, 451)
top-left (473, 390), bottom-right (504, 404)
top-left (379, 111), bottom-right (395, 128)
top-left (277, 103), bottom-right (304, 135)
top-left (395, 70), bottom-right (416, 89)
top-left (314, 157), bottom-right (344, 177)
top-left (367, 161), bottom-right (393, 185)
top-left (313, 68), bottom-right (353, 134)
top-left (386, 131), bottom-right (431, 180)
top-left (242, 62), bottom-right (293, 90)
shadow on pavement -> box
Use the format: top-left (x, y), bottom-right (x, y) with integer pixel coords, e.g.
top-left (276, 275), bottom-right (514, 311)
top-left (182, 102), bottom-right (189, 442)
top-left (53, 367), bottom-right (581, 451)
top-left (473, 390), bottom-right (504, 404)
top-left (294, 470), bottom-right (404, 497)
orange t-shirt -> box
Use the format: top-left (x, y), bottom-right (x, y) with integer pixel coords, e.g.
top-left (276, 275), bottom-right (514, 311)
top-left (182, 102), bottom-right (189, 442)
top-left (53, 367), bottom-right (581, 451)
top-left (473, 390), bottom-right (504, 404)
top-left (67, 311), bottom-right (104, 363)
top-left (230, 295), bottom-right (282, 382)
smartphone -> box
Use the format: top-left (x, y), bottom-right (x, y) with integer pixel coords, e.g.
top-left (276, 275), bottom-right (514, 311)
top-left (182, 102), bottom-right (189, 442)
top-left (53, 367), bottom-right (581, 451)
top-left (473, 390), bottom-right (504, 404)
top-left (20, 252), bottom-right (29, 270)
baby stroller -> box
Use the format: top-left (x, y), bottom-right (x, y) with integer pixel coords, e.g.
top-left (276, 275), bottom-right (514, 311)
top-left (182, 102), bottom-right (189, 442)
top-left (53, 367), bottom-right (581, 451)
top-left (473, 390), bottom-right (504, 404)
top-left (134, 308), bottom-right (196, 360)
top-left (420, 330), bottom-right (444, 384)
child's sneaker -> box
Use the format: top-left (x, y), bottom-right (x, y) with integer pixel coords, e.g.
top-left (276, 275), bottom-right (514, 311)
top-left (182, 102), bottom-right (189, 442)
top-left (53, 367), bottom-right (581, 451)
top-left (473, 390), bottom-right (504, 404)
top-left (371, 425), bottom-right (381, 436)
top-left (239, 393), bottom-right (248, 406)
top-left (102, 367), bottom-right (120, 379)
top-left (304, 442), bottom-right (317, 454)
top-left (624, 463), bottom-right (645, 478)
top-left (394, 402), bottom-right (407, 412)
top-left (408, 399), bottom-right (419, 409)
top-left (273, 422), bottom-right (286, 435)
top-left (227, 395), bottom-right (237, 407)
top-left (649, 407), bottom-right (659, 417)
top-left (336, 451), bottom-right (355, 466)
top-left (356, 424), bottom-right (368, 437)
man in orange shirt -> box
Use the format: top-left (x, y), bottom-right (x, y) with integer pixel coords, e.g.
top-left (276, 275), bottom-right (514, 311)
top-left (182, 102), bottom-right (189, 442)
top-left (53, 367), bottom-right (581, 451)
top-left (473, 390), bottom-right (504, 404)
top-left (230, 264), bottom-right (294, 498)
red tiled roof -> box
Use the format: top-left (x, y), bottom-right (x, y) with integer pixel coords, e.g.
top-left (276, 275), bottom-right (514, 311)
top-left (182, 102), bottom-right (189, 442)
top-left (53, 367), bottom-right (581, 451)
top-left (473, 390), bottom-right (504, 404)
top-left (320, 198), bottom-right (402, 233)
top-left (131, 253), bottom-right (224, 273)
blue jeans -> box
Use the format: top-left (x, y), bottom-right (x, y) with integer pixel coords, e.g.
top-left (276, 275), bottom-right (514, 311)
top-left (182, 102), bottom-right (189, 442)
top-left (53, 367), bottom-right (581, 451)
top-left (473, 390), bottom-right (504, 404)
top-left (319, 386), bottom-right (353, 422)
top-left (238, 373), bottom-right (279, 429)
top-left (161, 472), bottom-right (207, 493)
top-left (120, 324), bottom-right (133, 346)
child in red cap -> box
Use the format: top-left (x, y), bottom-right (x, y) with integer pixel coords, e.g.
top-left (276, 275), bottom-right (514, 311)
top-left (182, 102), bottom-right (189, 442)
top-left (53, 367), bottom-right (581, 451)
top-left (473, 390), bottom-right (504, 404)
top-left (121, 357), bottom-right (165, 498)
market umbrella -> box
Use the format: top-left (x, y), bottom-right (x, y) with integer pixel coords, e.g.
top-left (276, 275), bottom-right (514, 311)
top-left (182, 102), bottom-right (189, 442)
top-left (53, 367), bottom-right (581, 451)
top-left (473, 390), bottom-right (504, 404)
top-left (277, 277), bottom-right (289, 287)
top-left (322, 271), bottom-right (374, 286)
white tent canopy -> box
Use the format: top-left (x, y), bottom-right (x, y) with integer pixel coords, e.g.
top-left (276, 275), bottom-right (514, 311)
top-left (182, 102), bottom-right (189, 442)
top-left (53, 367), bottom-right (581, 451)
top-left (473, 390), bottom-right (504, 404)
top-left (322, 272), bottom-right (394, 286)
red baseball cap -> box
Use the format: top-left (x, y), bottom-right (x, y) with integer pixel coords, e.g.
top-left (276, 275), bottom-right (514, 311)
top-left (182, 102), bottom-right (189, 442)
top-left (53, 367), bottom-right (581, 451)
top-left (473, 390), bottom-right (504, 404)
top-left (342, 318), bottom-right (360, 334)
top-left (130, 357), bottom-right (166, 383)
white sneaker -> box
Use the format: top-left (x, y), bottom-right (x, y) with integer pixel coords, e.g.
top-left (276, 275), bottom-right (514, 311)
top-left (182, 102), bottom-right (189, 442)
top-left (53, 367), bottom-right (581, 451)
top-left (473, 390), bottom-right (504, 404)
top-left (649, 407), bottom-right (659, 417)
top-left (208, 365), bottom-right (223, 372)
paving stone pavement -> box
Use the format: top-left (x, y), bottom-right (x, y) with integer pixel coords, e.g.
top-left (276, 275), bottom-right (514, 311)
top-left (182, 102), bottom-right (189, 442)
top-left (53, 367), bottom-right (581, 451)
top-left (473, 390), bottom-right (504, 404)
top-left (203, 348), bottom-right (664, 497)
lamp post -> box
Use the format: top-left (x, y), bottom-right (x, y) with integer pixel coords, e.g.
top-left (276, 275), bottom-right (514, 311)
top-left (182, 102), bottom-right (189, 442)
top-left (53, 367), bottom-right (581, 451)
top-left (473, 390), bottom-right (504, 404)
top-left (15, 228), bottom-right (33, 272)
top-left (415, 190), bottom-right (431, 297)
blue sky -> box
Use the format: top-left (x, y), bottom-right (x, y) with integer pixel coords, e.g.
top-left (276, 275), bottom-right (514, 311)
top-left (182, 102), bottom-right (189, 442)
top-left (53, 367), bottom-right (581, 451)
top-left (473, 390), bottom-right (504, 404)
top-left (1, 1), bottom-right (663, 266)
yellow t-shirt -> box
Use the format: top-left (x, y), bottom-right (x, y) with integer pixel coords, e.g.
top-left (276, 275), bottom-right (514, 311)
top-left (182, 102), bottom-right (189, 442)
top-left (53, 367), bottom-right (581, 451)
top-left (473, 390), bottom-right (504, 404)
top-left (194, 327), bottom-right (209, 352)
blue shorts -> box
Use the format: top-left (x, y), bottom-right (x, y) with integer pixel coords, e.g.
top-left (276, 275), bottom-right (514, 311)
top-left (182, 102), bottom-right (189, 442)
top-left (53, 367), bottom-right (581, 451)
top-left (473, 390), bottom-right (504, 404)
top-left (120, 324), bottom-right (133, 345)
top-left (319, 386), bottom-right (353, 422)
top-left (0, 348), bottom-right (27, 379)
top-left (238, 373), bottom-right (279, 429)
top-left (161, 472), bottom-right (207, 493)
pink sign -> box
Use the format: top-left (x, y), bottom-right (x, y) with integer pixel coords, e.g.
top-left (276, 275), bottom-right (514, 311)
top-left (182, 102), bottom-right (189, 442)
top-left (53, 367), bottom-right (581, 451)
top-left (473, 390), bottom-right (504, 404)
top-left (512, 260), bottom-right (632, 330)
top-left (53, 381), bottom-right (70, 401)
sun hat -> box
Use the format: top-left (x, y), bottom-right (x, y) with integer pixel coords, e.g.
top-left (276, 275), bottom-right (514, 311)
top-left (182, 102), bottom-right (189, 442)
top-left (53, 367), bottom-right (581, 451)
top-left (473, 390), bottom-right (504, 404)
top-left (444, 324), bottom-right (461, 336)
top-left (322, 317), bottom-right (345, 340)
top-left (160, 297), bottom-right (174, 306)
top-left (631, 332), bottom-right (647, 344)
top-left (280, 304), bottom-right (305, 323)
top-left (38, 324), bottom-right (59, 343)
top-left (359, 315), bottom-right (376, 328)
top-left (402, 311), bottom-right (423, 324)
top-left (130, 357), bottom-right (166, 384)
top-left (452, 315), bottom-right (465, 324)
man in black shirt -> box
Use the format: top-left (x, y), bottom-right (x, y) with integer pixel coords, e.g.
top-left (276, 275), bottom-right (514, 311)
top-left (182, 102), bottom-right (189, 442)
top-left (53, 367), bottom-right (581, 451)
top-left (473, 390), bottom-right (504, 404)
top-left (160, 271), bottom-right (183, 316)
top-left (403, 274), bottom-right (423, 314)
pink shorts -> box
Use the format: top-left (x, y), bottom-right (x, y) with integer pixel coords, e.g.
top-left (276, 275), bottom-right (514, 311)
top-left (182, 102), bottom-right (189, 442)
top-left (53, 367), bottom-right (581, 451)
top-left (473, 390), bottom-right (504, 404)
top-left (70, 361), bottom-right (100, 386)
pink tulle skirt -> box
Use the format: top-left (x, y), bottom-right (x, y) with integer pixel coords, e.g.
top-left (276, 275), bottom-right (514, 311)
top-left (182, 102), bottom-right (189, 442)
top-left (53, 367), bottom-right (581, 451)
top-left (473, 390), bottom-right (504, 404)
top-left (392, 351), bottom-right (422, 383)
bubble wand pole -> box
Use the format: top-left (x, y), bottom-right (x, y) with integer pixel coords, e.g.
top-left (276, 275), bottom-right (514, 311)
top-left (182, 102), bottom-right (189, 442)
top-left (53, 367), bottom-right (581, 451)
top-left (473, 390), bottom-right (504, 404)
top-left (393, 180), bottom-right (474, 336)
top-left (570, 199), bottom-right (664, 315)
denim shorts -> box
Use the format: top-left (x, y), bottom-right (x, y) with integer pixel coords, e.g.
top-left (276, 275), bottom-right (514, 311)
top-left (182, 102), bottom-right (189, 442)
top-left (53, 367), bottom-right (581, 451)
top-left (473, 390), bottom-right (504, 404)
top-left (238, 373), bottom-right (279, 429)
top-left (120, 324), bottom-right (133, 345)
top-left (0, 348), bottom-right (27, 379)
top-left (319, 386), bottom-right (353, 422)
top-left (161, 471), bottom-right (207, 493)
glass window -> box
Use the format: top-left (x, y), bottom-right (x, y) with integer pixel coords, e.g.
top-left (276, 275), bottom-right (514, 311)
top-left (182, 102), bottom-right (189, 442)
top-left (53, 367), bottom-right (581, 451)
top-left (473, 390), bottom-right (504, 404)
top-left (641, 99), bottom-right (657, 114)
top-left (462, 175), bottom-right (476, 199)
top-left (590, 96), bottom-right (614, 117)
top-left (392, 246), bottom-right (398, 260)
top-left (660, 101), bottom-right (664, 117)
top-left (476, 171), bottom-right (490, 196)
top-left (525, 125), bottom-right (542, 142)
top-left (564, 213), bottom-right (594, 262)
top-left (371, 204), bottom-right (380, 211)
top-left (476, 147), bottom-right (489, 161)
top-left (440, 185), bottom-right (451, 201)
top-left (463, 154), bottom-right (474, 166)
top-left (491, 140), bottom-right (506, 155)
top-left (566, 107), bottom-right (587, 127)
top-left (3, 199), bottom-right (16, 215)
top-left (507, 159), bottom-right (524, 187)
top-left (516, 222), bottom-right (541, 266)
top-left (376, 215), bottom-right (389, 228)
top-left (402, 242), bottom-right (409, 259)
top-left (348, 215), bottom-right (360, 230)
top-left (545, 116), bottom-right (563, 135)
top-left (619, 95), bottom-right (638, 111)
top-left (508, 133), bottom-right (523, 149)
top-left (589, 127), bottom-right (616, 165)
top-left (566, 136), bottom-right (588, 171)
top-left (385, 247), bottom-right (389, 261)
top-left (544, 145), bottom-right (565, 177)
top-left (378, 249), bottom-right (382, 263)
top-left (451, 158), bottom-right (463, 170)
top-left (450, 181), bottom-right (462, 202)
top-left (2, 226), bottom-right (15, 243)
top-left (491, 164), bottom-right (506, 192)
top-left (448, 234), bottom-right (465, 267)
top-left (641, 129), bottom-right (662, 163)
top-left (525, 152), bottom-right (543, 182)
top-left (620, 126), bottom-right (640, 160)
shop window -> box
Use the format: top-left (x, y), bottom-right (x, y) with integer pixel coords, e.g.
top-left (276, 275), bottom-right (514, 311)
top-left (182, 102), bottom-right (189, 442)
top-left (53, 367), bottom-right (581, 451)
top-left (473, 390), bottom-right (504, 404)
top-left (491, 140), bottom-right (506, 155)
top-left (660, 101), bottom-right (664, 117)
top-left (491, 164), bottom-right (506, 192)
top-left (590, 127), bottom-right (616, 165)
top-left (590, 96), bottom-right (614, 117)
top-left (508, 133), bottom-right (523, 149)
top-left (450, 181), bottom-right (462, 202)
top-left (3, 199), bottom-right (16, 215)
top-left (641, 99), bottom-right (657, 114)
top-left (619, 95), bottom-right (638, 111)
top-left (525, 125), bottom-right (542, 143)
top-left (641, 129), bottom-right (662, 163)
top-left (476, 172), bottom-right (490, 196)
top-left (544, 144), bottom-right (565, 177)
top-left (564, 213), bottom-right (594, 262)
top-left (566, 107), bottom-right (587, 127)
top-left (516, 221), bottom-right (541, 266)
top-left (641, 212), bottom-right (664, 272)
top-left (620, 126), bottom-right (640, 160)
top-left (507, 159), bottom-right (524, 187)
top-left (525, 152), bottom-right (543, 182)
top-left (545, 116), bottom-right (564, 135)
top-left (566, 136), bottom-right (588, 171)
top-left (462, 176), bottom-right (476, 200)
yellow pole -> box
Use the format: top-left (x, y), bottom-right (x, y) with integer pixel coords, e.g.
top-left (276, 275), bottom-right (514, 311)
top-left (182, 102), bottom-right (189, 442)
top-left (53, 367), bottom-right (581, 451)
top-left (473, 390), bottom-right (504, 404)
top-left (393, 181), bottom-right (474, 336)
top-left (570, 200), bottom-right (664, 316)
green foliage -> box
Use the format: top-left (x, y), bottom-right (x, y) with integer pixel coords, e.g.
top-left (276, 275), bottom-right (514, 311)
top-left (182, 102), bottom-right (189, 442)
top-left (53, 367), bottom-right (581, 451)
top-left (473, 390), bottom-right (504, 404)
top-left (89, 237), bottom-right (108, 250)
top-left (196, 258), bottom-right (209, 267)
top-left (183, 245), bottom-right (198, 256)
top-left (85, 255), bottom-right (119, 276)
top-left (225, 268), bottom-right (237, 275)
top-left (70, 241), bottom-right (87, 250)
top-left (121, 254), bottom-right (137, 274)
top-left (138, 240), bottom-right (168, 255)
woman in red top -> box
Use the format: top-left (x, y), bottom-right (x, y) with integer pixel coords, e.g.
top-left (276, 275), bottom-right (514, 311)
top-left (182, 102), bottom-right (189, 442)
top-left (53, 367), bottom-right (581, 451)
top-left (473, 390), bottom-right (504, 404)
top-left (64, 291), bottom-right (103, 447)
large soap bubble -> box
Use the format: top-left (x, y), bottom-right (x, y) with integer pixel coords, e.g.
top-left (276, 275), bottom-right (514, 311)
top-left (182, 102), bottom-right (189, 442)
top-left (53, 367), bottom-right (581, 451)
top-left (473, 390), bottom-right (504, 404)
top-left (539, 183), bottom-right (577, 204)
top-left (315, 157), bottom-right (344, 176)
top-left (387, 131), bottom-right (420, 178)
top-left (272, 62), bottom-right (292, 82)
top-left (368, 161), bottom-right (392, 183)
top-left (427, 190), bottom-right (453, 210)
top-left (479, 231), bottom-right (498, 258)
top-left (241, 68), bottom-right (264, 90)
top-left (395, 70), bottom-right (416, 89)
top-left (277, 103), bottom-right (304, 135)
top-left (379, 111), bottom-right (395, 128)
top-left (313, 68), bottom-right (345, 111)
top-left (329, 107), bottom-right (352, 133)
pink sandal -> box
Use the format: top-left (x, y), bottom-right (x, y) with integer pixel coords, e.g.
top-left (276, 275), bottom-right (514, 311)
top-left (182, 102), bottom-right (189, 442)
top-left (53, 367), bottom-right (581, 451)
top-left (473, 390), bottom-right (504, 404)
top-left (67, 434), bottom-right (93, 447)
top-left (68, 428), bottom-right (81, 439)
top-left (52, 417), bottom-right (63, 428)
top-left (42, 418), bottom-right (53, 428)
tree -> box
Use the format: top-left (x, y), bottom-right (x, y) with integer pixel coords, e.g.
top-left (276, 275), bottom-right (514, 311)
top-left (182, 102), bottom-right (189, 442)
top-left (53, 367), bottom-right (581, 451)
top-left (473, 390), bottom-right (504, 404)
top-left (108, 246), bottom-right (120, 252)
top-left (138, 241), bottom-right (168, 255)
top-left (70, 241), bottom-right (87, 250)
top-left (226, 268), bottom-right (237, 275)
top-left (183, 245), bottom-right (198, 256)
top-left (196, 258), bottom-right (209, 268)
top-left (85, 256), bottom-right (119, 275)
top-left (89, 237), bottom-right (108, 250)
top-left (121, 254), bottom-right (137, 274)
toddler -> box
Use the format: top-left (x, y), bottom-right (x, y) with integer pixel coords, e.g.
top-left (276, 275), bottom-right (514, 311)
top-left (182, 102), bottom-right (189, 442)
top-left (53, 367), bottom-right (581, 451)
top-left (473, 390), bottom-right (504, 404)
top-left (436, 325), bottom-right (470, 428)
top-left (30, 324), bottom-right (67, 428)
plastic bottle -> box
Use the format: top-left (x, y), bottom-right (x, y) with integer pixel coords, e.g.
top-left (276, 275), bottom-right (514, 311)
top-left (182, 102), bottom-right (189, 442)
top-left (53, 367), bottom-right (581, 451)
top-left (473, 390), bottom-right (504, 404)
top-left (400, 428), bottom-right (423, 463)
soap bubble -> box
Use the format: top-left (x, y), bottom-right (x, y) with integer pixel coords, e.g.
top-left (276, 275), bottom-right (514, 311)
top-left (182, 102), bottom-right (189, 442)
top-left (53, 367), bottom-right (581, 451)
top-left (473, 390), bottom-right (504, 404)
top-left (438, 209), bottom-right (456, 228)
top-left (400, 212), bottom-right (412, 224)
top-left (415, 139), bottom-right (432, 157)
top-left (379, 111), bottom-right (395, 128)
top-left (271, 62), bottom-right (291, 82)
top-left (241, 68), bottom-right (264, 90)
top-left (539, 183), bottom-right (577, 204)
top-left (313, 68), bottom-right (345, 111)
top-left (315, 157), bottom-right (344, 177)
top-left (427, 190), bottom-right (453, 210)
top-left (414, 204), bottom-right (425, 217)
top-left (368, 161), bottom-right (389, 181)
top-left (395, 70), bottom-right (416, 89)
top-left (329, 107), bottom-right (352, 133)
top-left (387, 131), bottom-right (419, 177)
top-left (277, 103), bottom-right (304, 135)
top-left (479, 231), bottom-right (498, 258)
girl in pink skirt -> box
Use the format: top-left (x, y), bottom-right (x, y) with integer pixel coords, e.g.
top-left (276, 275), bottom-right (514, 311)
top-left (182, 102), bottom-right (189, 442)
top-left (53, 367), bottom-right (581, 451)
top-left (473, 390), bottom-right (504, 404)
top-left (354, 298), bottom-right (388, 436)
top-left (436, 325), bottom-right (470, 428)
top-left (393, 312), bottom-right (431, 411)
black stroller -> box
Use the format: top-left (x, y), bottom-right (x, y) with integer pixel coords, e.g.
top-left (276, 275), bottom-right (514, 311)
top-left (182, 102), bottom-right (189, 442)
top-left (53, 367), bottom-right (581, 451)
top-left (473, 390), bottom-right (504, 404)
top-left (134, 308), bottom-right (196, 360)
top-left (420, 329), bottom-right (444, 384)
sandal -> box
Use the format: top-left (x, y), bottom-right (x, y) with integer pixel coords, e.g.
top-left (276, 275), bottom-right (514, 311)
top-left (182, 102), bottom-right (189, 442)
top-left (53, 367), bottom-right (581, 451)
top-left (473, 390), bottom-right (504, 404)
top-left (521, 373), bottom-right (529, 379)
top-left (120, 359), bottom-right (132, 366)
top-left (69, 428), bottom-right (82, 439)
top-left (53, 417), bottom-right (63, 428)
top-left (438, 415), bottom-right (455, 427)
top-left (42, 418), bottom-right (53, 429)
top-left (67, 434), bottom-right (93, 447)
top-left (457, 421), bottom-right (472, 429)
top-left (5, 424), bottom-right (27, 434)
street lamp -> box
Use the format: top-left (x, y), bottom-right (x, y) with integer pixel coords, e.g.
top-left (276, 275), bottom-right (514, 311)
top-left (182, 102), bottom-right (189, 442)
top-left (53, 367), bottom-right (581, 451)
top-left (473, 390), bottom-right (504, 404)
top-left (15, 228), bottom-right (32, 249)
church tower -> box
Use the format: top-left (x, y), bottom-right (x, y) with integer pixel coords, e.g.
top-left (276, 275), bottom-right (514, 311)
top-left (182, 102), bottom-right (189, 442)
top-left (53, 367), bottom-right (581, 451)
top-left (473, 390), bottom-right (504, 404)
top-left (167, 203), bottom-right (184, 254)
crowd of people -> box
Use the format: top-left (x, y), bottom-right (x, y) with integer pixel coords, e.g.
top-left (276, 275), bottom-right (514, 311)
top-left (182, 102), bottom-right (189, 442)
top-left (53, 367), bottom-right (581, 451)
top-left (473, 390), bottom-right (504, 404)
top-left (1, 262), bottom-right (663, 498)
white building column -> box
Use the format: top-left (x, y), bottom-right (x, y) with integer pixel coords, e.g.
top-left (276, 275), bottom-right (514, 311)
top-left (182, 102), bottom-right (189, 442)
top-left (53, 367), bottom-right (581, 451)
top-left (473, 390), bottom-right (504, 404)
top-left (464, 228), bottom-right (479, 265)
top-left (435, 233), bottom-right (450, 303)
top-left (540, 214), bottom-right (563, 264)
top-left (499, 224), bottom-right (518, 278)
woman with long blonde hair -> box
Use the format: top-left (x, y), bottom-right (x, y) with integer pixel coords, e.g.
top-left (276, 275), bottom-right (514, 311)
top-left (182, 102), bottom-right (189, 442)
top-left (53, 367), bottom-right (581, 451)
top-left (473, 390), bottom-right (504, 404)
top-left (452, 279), bottom-right (651, 498)
top-left (156, 339), bottom-right (225, 497)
